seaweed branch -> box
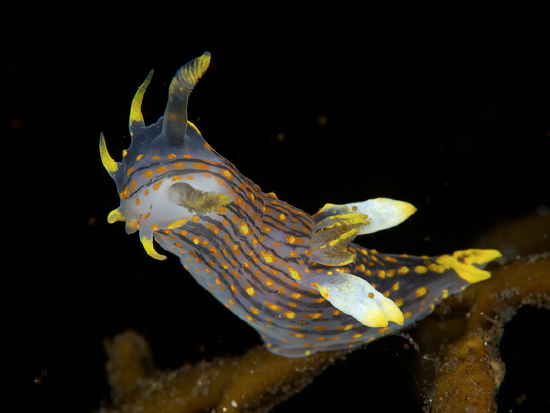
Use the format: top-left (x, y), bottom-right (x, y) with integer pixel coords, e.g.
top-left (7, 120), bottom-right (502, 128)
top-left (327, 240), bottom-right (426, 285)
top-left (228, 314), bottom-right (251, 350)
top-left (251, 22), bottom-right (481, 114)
top-left (427, 253), bottom-right (550, 412)
top-left (101, 332), bottom-right (348, 412)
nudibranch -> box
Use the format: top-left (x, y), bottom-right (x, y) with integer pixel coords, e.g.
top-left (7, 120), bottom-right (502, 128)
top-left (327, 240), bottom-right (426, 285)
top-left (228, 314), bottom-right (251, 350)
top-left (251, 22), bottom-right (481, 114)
top-left (100, 52), bottom-right (501, 357)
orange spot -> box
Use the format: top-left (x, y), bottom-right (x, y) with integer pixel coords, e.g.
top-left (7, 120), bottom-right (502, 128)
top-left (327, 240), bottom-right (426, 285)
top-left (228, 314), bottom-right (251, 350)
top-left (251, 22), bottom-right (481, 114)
top-left (415, 286), bottom-right (428, 297)
top-left (303, 313), bottom-right (322, 319)
top-left (193, 162), bottom-right (209, 170)
top-left (288, 266), bottom-right (302, 280)
top-left (261, 250), bottom-right (278, 263)
top-left (264, 302), bottom-right (281, 312)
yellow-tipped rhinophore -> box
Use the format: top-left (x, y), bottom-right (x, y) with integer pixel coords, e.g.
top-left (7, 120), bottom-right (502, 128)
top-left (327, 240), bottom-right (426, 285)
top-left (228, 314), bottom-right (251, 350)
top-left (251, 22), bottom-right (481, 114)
top-left (168, 52), bottom-right (211, 99)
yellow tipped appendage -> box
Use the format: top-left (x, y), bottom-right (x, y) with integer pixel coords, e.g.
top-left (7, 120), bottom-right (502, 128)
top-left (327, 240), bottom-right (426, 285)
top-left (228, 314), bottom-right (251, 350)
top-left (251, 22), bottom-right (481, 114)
top-left (163, 52), bottom-right (211, 144)
top-left (168, 52), bottom-right (211, 98)
top-left (316, 274), bottom-right (404, 328)
top-left (141, 236), bottom-right (166, 261)
top-left (129, 69), bottom-right (154, 128)
top-left (314, 198), bottom-right (417, 235)
top-left (99, 133), bottom-right (119, 174)
top-left (436, 249), bottom-right (502, 283)
top-left (107, 208), bottom-right (125, 224)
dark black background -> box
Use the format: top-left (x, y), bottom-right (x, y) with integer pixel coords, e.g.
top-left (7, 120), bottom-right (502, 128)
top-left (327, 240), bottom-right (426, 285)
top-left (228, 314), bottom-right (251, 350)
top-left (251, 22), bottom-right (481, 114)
top-left (3, 2), bottom-right (549, 412)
